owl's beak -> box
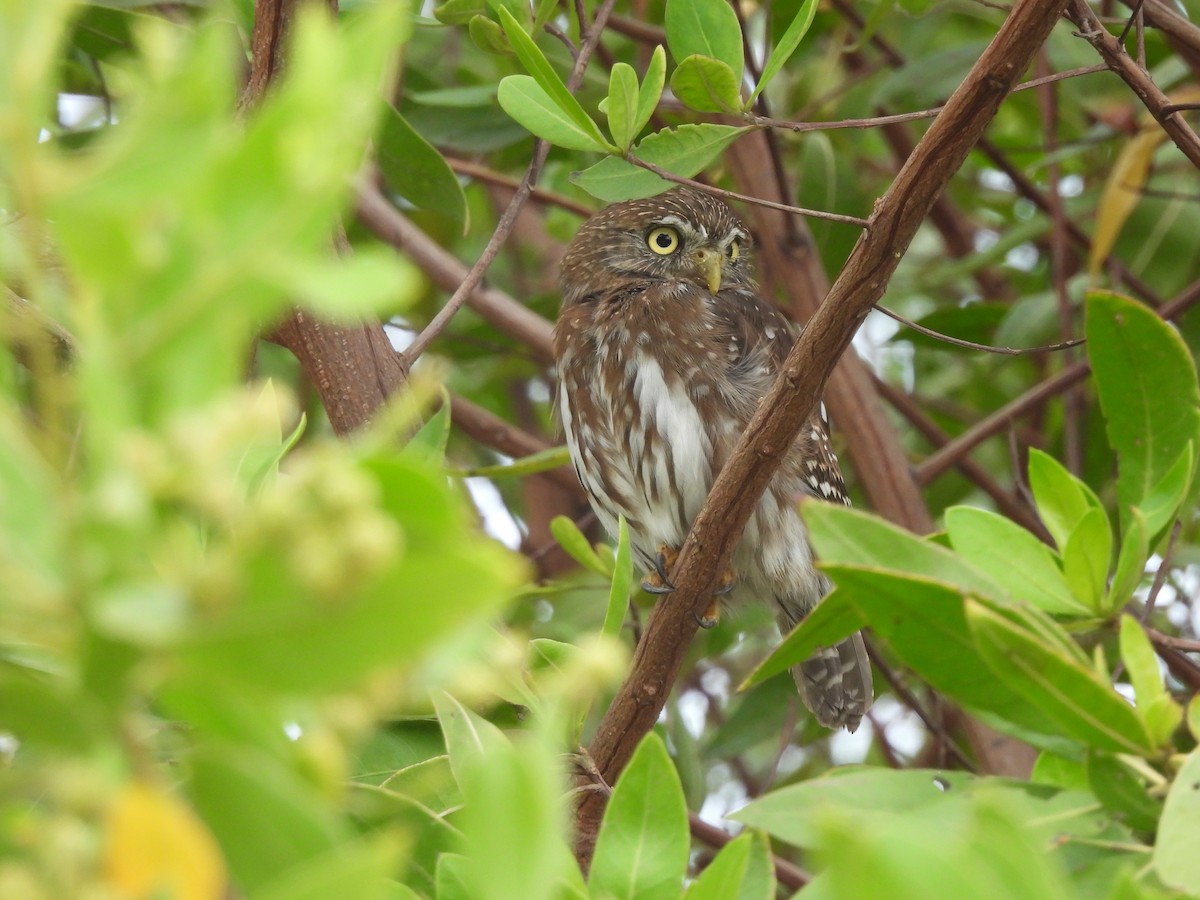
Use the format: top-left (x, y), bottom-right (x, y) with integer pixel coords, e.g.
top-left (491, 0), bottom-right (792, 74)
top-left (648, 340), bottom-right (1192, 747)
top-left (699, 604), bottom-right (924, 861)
top-left (693, 248), bottom-right (722, 294)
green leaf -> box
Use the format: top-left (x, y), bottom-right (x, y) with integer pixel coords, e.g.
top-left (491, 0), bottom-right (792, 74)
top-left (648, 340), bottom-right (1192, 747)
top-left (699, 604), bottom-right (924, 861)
top-left (550, 514), bottom-right (610, 576)
top-left (498, 75), bottom-right (611, 151)
top-left (603, 517), bottom-right (633, 637)
top-left (590, 733), bottom-right (688, 900)
top-left (751, 0), bottom-right (820, 101)
top-left (451, 445), bottom-right (573, 480)
top-left (966, 600), bottom-right (1156, 756)
top-left (436, 854), bottom-right (473, 900)
top-left (1027, 448), bottom-right (1103, 552)
top-left (188, 743), bottom-right (345, 894)
top-left (377, 106), bottom-right (468, 234)
top-left (1085, 750), bottom-right (1162, 834)
top-left (570, 124), bottom-right (751, 201)
top-left (634, 46), bottom-right (667, 140)
top-left (805, 504), bottom-right (1010, 603)
top-left (670, 55), bottom-right (743, 113)
top-left (1086, 291), bottom-right (1200, 528)
top-left (606, 62), bottom-right (640, 151)
top-left (458, 727), bottom-right (567, 900)
top-left (1154, 747), bottom-right (1200, 892)
top-left (1062, 507), bottom-right (1112, 613)
top-left (403, 398), bottom-right (452, 465)
top-left (253, 836), bottom-right (401, 900)
top-left (270, 246), bottom-right (421, 322)
top-left (433, 0), bottom-right (486, 24)
top-left (683, 833), bottom-right (765, 900)
top-left (433, 692), bottom-right (508, 788)
top-left (1107, 507), bottom-right (1149, 610)
top-left (812, 567), bottom-right (1067, 745)
top-left (1119, 615), bottom-right (1182, 746)
top-left (468, 14), bottom-right (509, 54)
top-left (945, 507), bottom-right (1088, 616)
top-left (495, 6), bottom-right (613, 150)
top-left (1139, 443), bottom-right (1193, 542)
top-left (664, 0), bottom-right (744, 78)
top-left (741, 588), bottom-right (867, 687)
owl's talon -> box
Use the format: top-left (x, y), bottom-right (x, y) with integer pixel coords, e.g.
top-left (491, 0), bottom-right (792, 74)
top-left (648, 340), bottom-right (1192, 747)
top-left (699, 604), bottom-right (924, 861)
top-left (698, 597), bottom-right (721, 629)
top-left (640, 545), bottom-right (680, 595)
top-left (714, 567), bottom-right (736, 595)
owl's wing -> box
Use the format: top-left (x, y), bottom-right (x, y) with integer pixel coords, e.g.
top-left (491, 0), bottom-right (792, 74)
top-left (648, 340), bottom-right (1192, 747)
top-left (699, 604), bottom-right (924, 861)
top-left (716, 290), bottom-right (850, 506)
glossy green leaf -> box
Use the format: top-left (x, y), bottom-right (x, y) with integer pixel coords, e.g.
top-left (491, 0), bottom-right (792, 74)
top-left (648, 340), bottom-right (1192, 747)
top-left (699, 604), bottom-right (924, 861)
top-left (571, 124), bottom-right (751, 201)
top-left (550, 514), bottom-right (610, 576)
top-left (1027, 448), bottom-right (1103, 552)
top-left (1119, 615), bottom-right (1182, 746)
top-left (1154, 747), bottom-right (1200, 892)
top-left (670, 55), bottom-right (742, 113)
top-left (436, 854), bottom-right (473, 900)
top-left (742, 588), bottom-right (867, 687)
top-left (945, 506), bottom-right (1087, 616)
top-left (813, 566), bottom-right (1066, 744)
top-left (603, 516), bottom-right (633, 637)
top-left (1086, 291), bottom-right (1200, 526)
top-left (403, 398), bottom-right (452, 465)
top-left (634, 46), bottom-right (667, 139)
top-left (751, 0), bottom-right (820, 101)
top-left (498, 75), bottom-right (611, 151)
top-left (606, 62), bottom-right (640, 151)
top-left (377, 106), bottom-right (468, 234)
top-left (433, 0), bottom-right (485, 25)
top-left (433, 692), bottom-right (508, 788)
top-left (966, 600), bottom-right (1156, 756)
top-left (1062, 507), bottom-right (1112, 613)
top-left (664, 0), bottom-right (743, 78)
top-left (805, 503), bottom-right (1009, 603)
top-left (590, 733), bottom-right (688, 900)
top-left (495, 6), bottom-right (612, 150)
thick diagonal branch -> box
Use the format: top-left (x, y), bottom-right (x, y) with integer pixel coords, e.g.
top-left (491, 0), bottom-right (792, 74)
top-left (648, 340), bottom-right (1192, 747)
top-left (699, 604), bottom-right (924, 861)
top-left (573, 0), bottom-right (1073, 868)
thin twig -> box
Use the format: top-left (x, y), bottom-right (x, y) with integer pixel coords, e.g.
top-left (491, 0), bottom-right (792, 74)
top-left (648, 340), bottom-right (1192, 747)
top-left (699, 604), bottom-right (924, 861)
top-left (625, 155), bottom-right (872, 227)
top-left (750, 106), bottom-right (944, 134)
top-left (688, 812), bottom-right (811, 890)
top-left (867, 644), bottom-right (978, 773)
top-left (400, 0), bottom-right (618, 366)
top-left (1144, 626), bottom-right (1200, 653)
top-left (875, 304), bottom-right (1085, 356)
top-left (1140, 519), bottom-right (1183, 623)
top-left (447, 158), bottom-right (596, 217)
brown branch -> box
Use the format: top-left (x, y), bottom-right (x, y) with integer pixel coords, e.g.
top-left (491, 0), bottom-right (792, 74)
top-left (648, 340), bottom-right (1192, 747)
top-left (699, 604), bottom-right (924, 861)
top-left (1068, 0), bottom-right (1200, 170)
top-left (874, 303), bottom-right (1085, 355)
top-left (356, 187), bottom-right (555, 362)
top-left (448, 394), bottom-right (583, 497)
top-left (446, 158), bottom-right (596, 217)
top-left (573, 0), bottom-right (1072, 869)
top-left (688, 812), bottom-right (810, 891)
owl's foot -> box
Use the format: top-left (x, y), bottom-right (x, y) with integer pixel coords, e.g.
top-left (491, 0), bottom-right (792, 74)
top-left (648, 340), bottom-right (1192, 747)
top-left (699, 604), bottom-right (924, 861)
top-left (697, 568), bottom-right (737, 629)
top-left (640, 545), bottom-right (680, 595)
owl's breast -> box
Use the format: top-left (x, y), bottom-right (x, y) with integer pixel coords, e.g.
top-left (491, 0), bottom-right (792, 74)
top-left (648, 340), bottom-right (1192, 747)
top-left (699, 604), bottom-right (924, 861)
top-left (554, 284), bottom-right (730, 561)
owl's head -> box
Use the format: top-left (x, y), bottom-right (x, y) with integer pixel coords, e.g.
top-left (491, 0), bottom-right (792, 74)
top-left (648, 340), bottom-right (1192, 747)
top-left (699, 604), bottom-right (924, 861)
top-left (559, 188), bottom-right (754, 307)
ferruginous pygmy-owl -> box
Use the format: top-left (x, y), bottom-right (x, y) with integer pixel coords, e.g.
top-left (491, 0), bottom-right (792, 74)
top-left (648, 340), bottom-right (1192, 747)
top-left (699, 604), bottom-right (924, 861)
top-left (553, 188), bottom-right (872, 732)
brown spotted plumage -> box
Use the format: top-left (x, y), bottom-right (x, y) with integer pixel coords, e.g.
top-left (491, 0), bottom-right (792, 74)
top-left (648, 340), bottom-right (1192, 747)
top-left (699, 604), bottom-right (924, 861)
top-left (553, 189), bottom-right (873, 732)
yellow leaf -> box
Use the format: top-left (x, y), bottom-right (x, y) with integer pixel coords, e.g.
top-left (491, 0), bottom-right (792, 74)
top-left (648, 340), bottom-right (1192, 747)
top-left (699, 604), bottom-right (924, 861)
top-left (1090, 85), bottom-right (1200, 279)
top-left (104, 781), bottom-right (226, 900)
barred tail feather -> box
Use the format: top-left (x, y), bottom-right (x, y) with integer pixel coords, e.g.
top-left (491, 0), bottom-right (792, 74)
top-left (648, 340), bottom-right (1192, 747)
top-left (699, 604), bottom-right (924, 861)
top-left (790, 632), bottom-right (873, 733)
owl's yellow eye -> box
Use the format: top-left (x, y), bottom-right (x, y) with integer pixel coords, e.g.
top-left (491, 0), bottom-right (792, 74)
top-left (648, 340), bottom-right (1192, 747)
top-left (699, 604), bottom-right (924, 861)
top-left (647, 227), bottom-right (680, 255)
top-left (727, 240), bottom-right (740, 261)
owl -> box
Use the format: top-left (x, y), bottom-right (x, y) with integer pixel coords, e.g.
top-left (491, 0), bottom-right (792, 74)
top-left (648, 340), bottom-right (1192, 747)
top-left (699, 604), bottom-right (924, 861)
top-left (553, 188), bottom-right (872, 732)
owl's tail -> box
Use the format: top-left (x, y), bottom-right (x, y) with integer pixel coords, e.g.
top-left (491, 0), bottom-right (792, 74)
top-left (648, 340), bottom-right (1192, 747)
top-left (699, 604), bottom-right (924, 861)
top-left (789, 631), bottom-right (873, 733)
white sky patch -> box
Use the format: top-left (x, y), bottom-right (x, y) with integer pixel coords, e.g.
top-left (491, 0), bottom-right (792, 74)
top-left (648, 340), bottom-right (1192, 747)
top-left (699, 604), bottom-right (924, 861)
top-left (829, 715), bottom-right (873, 765)
top-left (384, 321), bottom-right (417, 353)
top-left (701, 762), bottom-right (748, 830)
top-left (678, 688), bottom-right (709, 739)
top-left (465, 477), bottom-right (523, 549)
top-left (283, 721), bottom-right (303, 741)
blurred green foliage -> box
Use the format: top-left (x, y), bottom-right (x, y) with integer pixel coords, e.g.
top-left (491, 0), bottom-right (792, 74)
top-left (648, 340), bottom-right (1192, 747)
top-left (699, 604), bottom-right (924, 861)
top-left (4, 0), bottom-right (1200, 898)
